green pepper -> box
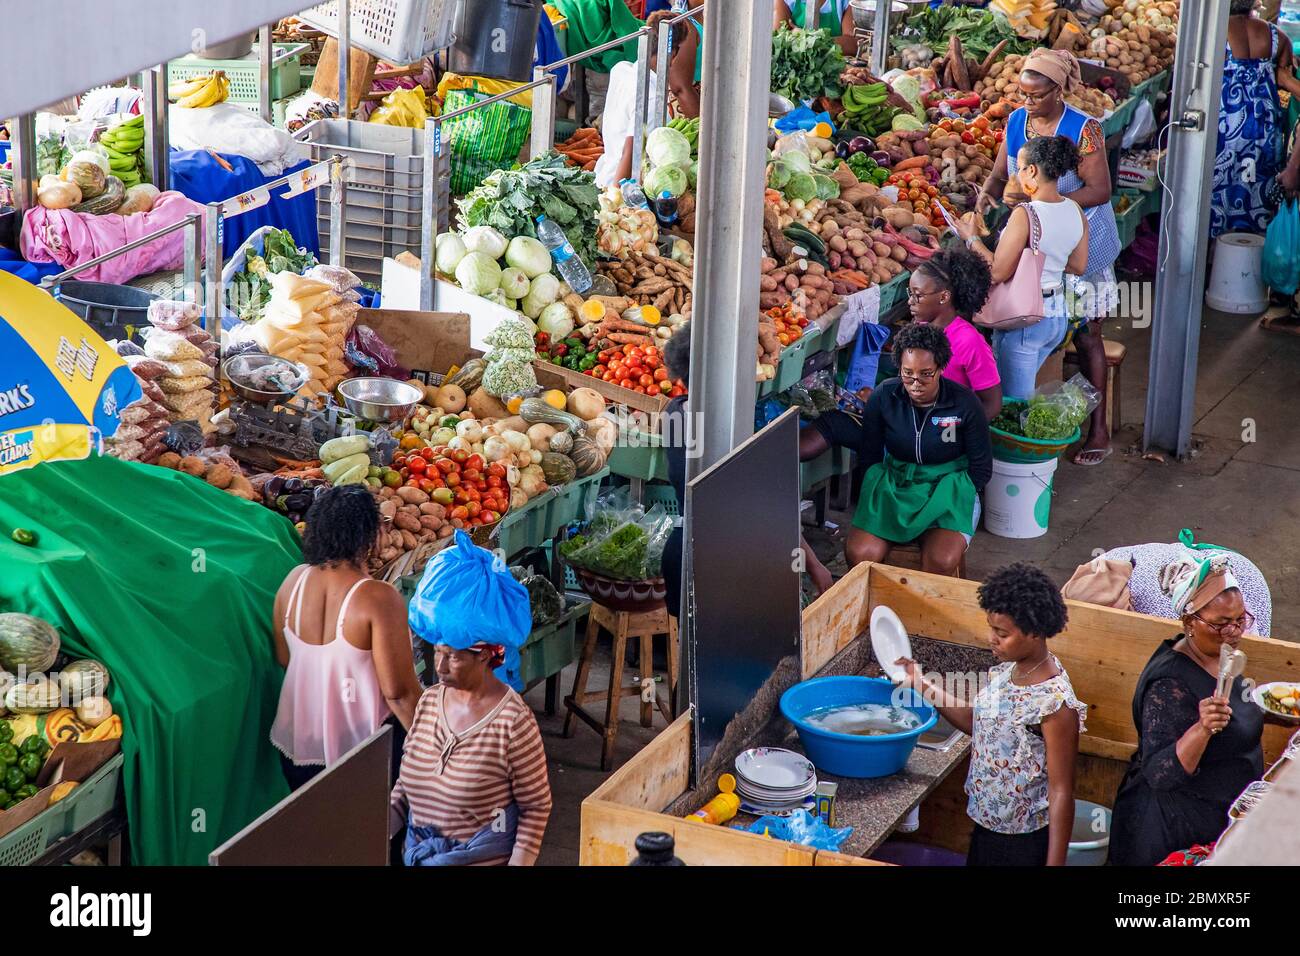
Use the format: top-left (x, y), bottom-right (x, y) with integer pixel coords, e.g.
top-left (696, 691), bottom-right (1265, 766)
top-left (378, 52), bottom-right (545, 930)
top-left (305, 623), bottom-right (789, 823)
top-left (13, 784), bottom-right (37, 801)
top-left (19, 735), bottom-right (47, 758)
top-left (10, 528), bottom-right (35, 546)
top-left (0, 722), bottom-right (12, 744)
top-left (17, 752), bottom-right (40, 781)
top-left (0, 743), bottom-right (16, 766)
top-left (0, 793), bottom-right (12, 811)
top-left (3, 766), bottom-right (24, 793)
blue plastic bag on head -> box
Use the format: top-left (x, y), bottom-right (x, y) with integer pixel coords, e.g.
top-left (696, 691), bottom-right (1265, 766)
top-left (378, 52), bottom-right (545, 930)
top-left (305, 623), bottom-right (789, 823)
top-left (1262, 198), bottom-right (1300, 296)
top-left (740, 808), bottom-right (852, 851)
top-left (408, 530), bottom-right (533, 691)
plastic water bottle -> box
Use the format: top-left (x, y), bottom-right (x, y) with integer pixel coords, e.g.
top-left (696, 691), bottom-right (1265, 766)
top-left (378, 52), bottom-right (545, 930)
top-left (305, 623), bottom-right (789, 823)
top-left (652, 191), bottom-right (678, 226)
top-left (620, 178), bottom-right (650, 210)
top-left (536, 215), bottom-right (592, 294)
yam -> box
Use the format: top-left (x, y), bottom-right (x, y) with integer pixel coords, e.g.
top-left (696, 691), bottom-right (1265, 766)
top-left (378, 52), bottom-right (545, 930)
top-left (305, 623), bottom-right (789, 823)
top-left (395, 486), bottom-right (430, 505)
top-left (379, 499), bottom-right (399, 519)
top-left (418, 515), bottom-right (443, 532)
top-left (394, 512), bottom-right (422, 534)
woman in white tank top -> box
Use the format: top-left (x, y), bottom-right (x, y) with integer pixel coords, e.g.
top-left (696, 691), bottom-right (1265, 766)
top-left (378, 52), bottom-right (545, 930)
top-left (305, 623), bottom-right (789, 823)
top-left (269, 485), bottom-right (423, 790)
top-left (958, 135), bottom-right (1090, 399)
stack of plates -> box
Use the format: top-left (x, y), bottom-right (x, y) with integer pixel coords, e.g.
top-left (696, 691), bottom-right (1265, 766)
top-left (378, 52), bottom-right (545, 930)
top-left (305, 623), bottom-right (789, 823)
top-left (734, 747), bottom-right (817, 814)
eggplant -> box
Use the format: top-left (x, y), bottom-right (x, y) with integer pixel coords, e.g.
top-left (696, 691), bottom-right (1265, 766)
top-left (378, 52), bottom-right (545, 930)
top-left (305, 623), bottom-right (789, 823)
top-left (312, 484), bottom-right (329, 500)
top-left (850, 136), bottom-right (874, 155)
top-left (836, 141), bottom-right (852, 160)
top-left (284, 477), bottom-right (304, 494)
top-left (287, 512), bottom-right (302, 525)
top-left (266, 475), bottom-right (286, 498)
top-left (284, 492), bottom-right (314, 513)
top-left (870, 150), bottom-right (892, 167)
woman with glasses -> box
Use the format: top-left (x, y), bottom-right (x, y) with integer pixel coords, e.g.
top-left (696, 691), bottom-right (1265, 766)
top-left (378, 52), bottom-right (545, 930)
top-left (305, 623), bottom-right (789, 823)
top-left (1107, 552), bottom-right (1275, 866)
top-left (840, 322), bottom-right (992, 576)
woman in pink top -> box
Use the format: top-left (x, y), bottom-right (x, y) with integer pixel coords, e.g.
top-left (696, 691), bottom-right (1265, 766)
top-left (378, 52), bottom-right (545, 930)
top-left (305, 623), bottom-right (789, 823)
top-left (270, 485), bottom-right (423, 789)
top-left (907, 247), bottom-right (1003, 421)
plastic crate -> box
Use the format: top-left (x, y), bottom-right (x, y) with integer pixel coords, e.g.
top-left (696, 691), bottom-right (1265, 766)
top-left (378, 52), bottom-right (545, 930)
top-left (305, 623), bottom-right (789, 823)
top-left (607, 430), bottom-right (670, 482)
top-left (758, 325), bottom-right (823, 398)
top-left (1112, 190), bottom-right (1146, 251)
top-left (299, 0), bottom-right (457, 64)
top-left (168, 43), bottom-right (309, 102)
top-left (878, 271), bottom-right (910, 314)
top-left (495, 468), bottom-right (608, 559)
top-left (520, 596), bottom-right (589, 689)
top-left (230, 94), bottom-right (305, 128)
top-left (800, 446), bottom-right (854, 496)
top-left (0, 752), bottom-right (124, 867)
top-left (640, 482), bottom-right (680, 515)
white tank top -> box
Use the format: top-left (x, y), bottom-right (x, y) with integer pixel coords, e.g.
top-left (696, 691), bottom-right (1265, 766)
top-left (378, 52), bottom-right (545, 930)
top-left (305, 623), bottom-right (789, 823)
top-left (1027, 198), bottom-right (1084, 294)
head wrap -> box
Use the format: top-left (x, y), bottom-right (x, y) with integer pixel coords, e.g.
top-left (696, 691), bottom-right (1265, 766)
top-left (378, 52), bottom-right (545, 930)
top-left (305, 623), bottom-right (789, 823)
top-left (1159, 550), bottom-right (1240, 618)
top-left (408, 531), bottom-right (532, 690)
top-left (1021, 48), bottom-right (1082, 94)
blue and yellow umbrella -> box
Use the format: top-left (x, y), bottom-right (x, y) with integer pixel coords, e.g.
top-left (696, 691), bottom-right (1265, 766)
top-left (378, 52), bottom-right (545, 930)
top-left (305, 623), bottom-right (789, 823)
top-left (0, 272), bottom-right (141, 477)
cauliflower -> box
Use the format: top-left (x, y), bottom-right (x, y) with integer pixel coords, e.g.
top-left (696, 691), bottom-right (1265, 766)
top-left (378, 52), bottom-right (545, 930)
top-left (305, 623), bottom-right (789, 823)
top-left (483, 316), bottom-right (536, 351)
top-left (482, 347), bottom-right (538, 397)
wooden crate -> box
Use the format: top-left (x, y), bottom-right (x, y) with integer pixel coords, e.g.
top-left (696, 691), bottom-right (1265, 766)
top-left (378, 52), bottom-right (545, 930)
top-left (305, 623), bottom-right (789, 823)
top-left (533, 359), bottom-right (671, 415)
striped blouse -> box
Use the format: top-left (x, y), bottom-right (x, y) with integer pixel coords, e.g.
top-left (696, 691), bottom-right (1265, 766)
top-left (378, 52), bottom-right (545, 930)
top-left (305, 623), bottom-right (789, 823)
top-left (391, 684), bottom-right (552, 864)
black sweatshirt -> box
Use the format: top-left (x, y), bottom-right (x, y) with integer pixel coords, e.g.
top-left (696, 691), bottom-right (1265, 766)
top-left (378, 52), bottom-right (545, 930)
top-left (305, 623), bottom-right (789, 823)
top-left (858, 377), bottom-right (993, 492)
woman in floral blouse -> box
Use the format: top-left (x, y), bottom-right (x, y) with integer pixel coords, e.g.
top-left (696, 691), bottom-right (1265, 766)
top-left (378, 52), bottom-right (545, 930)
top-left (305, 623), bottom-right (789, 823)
top-left (900, 563), bottom-right (1086, 865)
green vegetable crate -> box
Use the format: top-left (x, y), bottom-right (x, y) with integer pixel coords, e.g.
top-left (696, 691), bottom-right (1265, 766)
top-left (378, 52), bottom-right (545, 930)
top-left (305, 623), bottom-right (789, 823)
top-left (759, 325), bottom-right (824, 398)
top-left (607, 431), bottom-right (670, 483)
top-left (1112, 190), bottom-right (1147, 252)
top-left (168, 43), bottom-right (310, 102)
top-left (519, 596), bottom-right (589, 691)
top-left (494, 468), bottom-right (608, 559)
top-left (0, 752), bottom-right (124, 866)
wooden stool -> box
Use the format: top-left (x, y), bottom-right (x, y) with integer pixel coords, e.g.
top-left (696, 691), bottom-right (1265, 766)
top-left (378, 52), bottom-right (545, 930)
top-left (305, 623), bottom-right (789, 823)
top-left (1064, 338), bottom-right (1127, 433)
top-left (885, 540), bottom-right (967, 579)
top-left (563, 602), bottom-right (679, 771)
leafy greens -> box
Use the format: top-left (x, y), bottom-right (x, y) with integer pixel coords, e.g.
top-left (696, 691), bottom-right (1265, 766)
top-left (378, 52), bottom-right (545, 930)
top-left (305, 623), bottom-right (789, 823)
top-left (889, 6), bottom-right (1032, 62)
top-left (226, 227), bottom-right (318, 323)
top-left (770, 26), bottom-right (845, 104)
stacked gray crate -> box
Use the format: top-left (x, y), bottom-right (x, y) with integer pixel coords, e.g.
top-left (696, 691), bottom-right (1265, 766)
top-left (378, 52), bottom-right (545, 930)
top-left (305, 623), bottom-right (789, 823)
top-left (295, 119), bottom-right (450, 285)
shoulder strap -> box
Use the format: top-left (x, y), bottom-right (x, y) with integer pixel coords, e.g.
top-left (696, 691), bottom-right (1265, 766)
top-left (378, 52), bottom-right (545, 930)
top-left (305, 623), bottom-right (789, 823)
top-left (287, 567), bottom-right (312, 635)
top-left (335, 577), bottom-right (378, 643)
top-left (1023, 203), bottom-right (1043, 253)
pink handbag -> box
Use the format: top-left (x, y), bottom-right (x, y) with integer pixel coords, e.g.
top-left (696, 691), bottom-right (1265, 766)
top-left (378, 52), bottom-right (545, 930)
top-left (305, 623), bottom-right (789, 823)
top-left (973, 204), bottom-right (1047, 332)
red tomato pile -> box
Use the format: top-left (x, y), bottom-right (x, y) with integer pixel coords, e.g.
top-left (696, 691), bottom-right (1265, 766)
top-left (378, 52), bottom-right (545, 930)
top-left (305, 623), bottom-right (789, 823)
top-left (390, 446), bottom-right (510, 529)
top-left (587, 342), bottom-right (686, 398)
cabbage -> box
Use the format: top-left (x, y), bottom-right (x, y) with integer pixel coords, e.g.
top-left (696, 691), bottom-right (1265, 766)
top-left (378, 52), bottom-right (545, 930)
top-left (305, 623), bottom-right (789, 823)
top-left (504, 235), bottom-right (552, 279)
top-left (435, 232), bottom-right (467, 275)
top-left (537, 302), bottom-right (575, 340)
top-left (644, 163), bottom-right (688, 200)
top-left (462, 226), bottom-right (508, 260)
top-left (785, 172), bottom-right (818, 202)
top-left (767, 161), bottom-right (791, 190)
top-left (646, 126), bottom-right (691, 168)
top-left (688, 161), bottom-right (698, 191)
top-left (812, 173), bottom-right (839, 201)
top-left (499, 266), bottom-right (531, 299)
top-left (455, 251), bottom-right (503, 297)
top-left (521, 273), bottom-right (561, 319)
top-left (781, 150), bottom-right (813, 175)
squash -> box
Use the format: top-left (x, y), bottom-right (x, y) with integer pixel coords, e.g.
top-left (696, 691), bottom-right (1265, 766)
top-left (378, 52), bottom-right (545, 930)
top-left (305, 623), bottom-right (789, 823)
top-left (62, 160), bottom-right (107, 199)
top-left (542, 389), bottom-right (568, 410)
top-left (568, 434), bottom-right (608, 477)
top-left (5, 676), bottom-right (61, 715)
top-left (73, 174), bottom-right (125, 215)
top-left (539, 452), bottom-right (577, 485)
top-left (76, 695), bottom-right (113, 728)
top-left (585, 416), bottom-right (618, 455)
top-left (0, 613), bottom-right (61, 672)
top-left (58, 659), bottom-right (110, 698)
top-left (526, 422), bottom-right (558, 451)
top-left (467, 387), bottom-right (511, 421)
top-left (37, 180), bottom-right (82, 210)
top-left (519, 397), bottom-right (586, 433)
top-left (434, 383), bottom-right (467, 414)
top-left (49, 781), bottom-right (79, 804)
top-left (549, 431), bottom-right (574, 454)
top-left (566, 386), bottom-right (606, 421)
top-left (447, 357), bottom-right (487, 391)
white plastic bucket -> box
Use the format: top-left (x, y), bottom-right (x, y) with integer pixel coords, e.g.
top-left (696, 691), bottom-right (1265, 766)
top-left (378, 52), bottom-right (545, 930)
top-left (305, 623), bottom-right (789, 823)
top-left (983, 458), bottom-right (1058, 539)
top-left (1205, 232), bottom-right (1267, 314)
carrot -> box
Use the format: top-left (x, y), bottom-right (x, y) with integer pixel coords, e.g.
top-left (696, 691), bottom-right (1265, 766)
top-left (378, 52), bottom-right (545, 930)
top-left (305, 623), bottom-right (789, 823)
top-left (605, 332), bottom-right (655, 347)
top-left (892, 156), bottom-right (930, 172)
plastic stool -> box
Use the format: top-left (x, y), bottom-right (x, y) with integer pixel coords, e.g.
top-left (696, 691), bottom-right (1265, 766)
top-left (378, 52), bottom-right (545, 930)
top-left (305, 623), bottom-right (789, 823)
top-left (1206, 232), bottom-right (1268, 314)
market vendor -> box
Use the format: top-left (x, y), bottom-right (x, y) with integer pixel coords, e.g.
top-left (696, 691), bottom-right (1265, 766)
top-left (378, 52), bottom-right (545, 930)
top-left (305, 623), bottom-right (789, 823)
top-left (960, 135), bottom-right (1088, 404)
top-left (270, 486), bottom-right (424, 791)
top-left (1107, 552), bottom-right (1280, 866)
top-left (899, 563), bottom-right (1085, 866)
top-left (773, 1), bottom-right (857, 56)
top-left (841, 322), bottom-right (992, 576)
top-left (394, 532), bottom-right (552, 866)
top-left (975, 48), bottom-right (1119, 466)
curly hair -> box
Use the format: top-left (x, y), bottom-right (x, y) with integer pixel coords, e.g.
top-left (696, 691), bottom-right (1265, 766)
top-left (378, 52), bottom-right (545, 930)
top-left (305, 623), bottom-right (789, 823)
top-left (915, 247), bottom-right (992, 318)
top-left (1229, 0), bottom-right (1257, 14)
top-left (891, 320), bottom-right (952, 369)
top-left (978, 563), bottom-right (1069, 639)
top-left (302, 484), bottom-right (380, 566)
top-left (1021, 134), bottom-right (1079, 181)
top-left (664, 321), bottom-right (691, 386)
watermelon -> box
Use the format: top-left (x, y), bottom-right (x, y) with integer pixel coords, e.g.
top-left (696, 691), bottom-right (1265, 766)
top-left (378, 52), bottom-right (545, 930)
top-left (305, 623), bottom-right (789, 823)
top-left (0, 613), bottom-right (61, 673)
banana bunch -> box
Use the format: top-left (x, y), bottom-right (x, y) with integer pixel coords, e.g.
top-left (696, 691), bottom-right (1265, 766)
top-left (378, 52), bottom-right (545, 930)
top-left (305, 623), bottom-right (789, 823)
top-left (667, 116), bottom-right (700, 157)
top-left (837, 83), bottom-right (900, 138)
top-left (169, 71), bottom-right (230, 109)
top-left (100, 114), bottom-right (146, 189)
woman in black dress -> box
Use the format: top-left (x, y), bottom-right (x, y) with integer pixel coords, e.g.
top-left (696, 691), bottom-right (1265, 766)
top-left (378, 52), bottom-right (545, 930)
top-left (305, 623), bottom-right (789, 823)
top-left (1108, 554), bottom-right (1264, 865)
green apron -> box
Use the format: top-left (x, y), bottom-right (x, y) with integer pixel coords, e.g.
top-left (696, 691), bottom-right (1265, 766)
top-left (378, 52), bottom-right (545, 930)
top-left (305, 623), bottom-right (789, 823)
top-left (853, 455), bottom-right (977, 542)
top-left (789, 0), bottom-right (843, 36)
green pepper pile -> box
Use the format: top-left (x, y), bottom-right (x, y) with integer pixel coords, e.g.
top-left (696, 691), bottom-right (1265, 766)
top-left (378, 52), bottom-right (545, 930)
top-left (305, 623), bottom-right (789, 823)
top-left (0, 724), bottom-right (49, 810)
top-left (536, 332), bottom-right (599, 374)
top-left (846, 152), bottom-right (889, 186)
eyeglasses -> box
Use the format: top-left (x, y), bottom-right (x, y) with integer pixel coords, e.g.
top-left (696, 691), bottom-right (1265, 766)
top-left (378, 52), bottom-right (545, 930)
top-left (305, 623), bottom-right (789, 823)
top-left (906, 288), bottom-right (941, 303)
top-left (1191, 610), bottom-right (1255, 635)
top-left (1021, 89), bottom-right (1058, 105)
top-left (899, 370), bottom-right (939, 384)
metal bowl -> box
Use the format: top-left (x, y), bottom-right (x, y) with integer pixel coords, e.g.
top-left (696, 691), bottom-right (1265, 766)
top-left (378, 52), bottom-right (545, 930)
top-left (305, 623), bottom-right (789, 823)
top-left (336, 377), bottom-right (424, 423)
top-left (221, 352), bottom-right (310, 405)
top-left (769, 93), bottom-right (795, 118)
top-left (849, 0), bottom-right (910, 32)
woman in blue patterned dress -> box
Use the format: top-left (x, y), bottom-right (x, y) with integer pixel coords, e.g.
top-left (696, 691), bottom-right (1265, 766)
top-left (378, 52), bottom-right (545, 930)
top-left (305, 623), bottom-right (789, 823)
top-left (978, 49), bottom-right (1121, 466)
top-left (1209, 0), bottom-right (1296, 239)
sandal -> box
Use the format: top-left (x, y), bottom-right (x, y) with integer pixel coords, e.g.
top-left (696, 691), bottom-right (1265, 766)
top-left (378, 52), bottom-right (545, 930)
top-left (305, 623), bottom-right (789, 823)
top-left (1073, 446), bottom-right (1114, 467)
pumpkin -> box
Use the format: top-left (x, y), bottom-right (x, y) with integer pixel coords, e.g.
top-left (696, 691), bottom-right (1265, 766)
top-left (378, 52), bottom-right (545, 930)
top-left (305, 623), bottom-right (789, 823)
top-left (585, 416), bottom-right (618, 456)
top-left (76, 696), bottom-right (113, 728)
top-left (526, 422), bottom-right (558, 451)
top-left (539, 452), bottom-right (577, 485)
top-left (566, 387), bottom-right (606, 420)
top-left (37, 180), bottom-right (82, 210)
top-left (549, 431), bottom-right (575, 454)
top-left (434, 383), bottom-right (467, 414)
top-left (62, 160), bottom-right (107, 200)
top-left (0, 613), bottom-right (61, 673)
top-left (72, 174), bottom-right (125, 215)
top-left (569, 434), bottom-right (608, 477)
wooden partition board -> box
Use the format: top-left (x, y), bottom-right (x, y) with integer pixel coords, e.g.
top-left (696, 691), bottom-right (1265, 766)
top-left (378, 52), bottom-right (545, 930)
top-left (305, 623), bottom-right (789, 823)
top-left (803, 563), bottom-right (1300, 764)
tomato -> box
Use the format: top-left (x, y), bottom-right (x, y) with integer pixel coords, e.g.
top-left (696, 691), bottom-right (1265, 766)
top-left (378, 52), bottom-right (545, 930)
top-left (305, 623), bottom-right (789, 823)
top-left (669, 385), bottom-right (685, 397)
top-left (652, 367), bottom-right (669, 382)
top-left (487, 475), bottom-right (504, 489)
top-left (407, 457), bottom-right (427, 475)
top-left (616, 367), bottom-right (632, 382)
top-left (465, 454), bottom-right (484, 473)
top-left (399, 433), bottom-right (422, 450)
top-left (634, 386), bottom-right (647, 394)
top-left (644, 346), bottom-right (659, 360)
top-left (451, 449), bottom-right (469, 464)
top-left (638, 374), bottom-right (654, 388)
top-left (393, 455), bottom-right (408, 468)
top-left (445, 472), bottom-right (461, 487)
top-left (419, 446), bottom-right (435, 461)
top-left (428, 476), bottom-right (446, 490)
top-left (464, 487), bottom-right (481, 502)
top-left (487, 462), bottom-right (507, 479)
top-left (660, 381), bottom-right (673, 394)
top-left (594, 364), bottom-right (607, 377)
top-left (462, 469), bottom-right (480, 483)
top-left (797, 316), bottom-right (809, 328)
top-left (622, 344), bottom-right (636, 355)
top-left (466, 501), bottom-right (482, 517)
top-left (433, 458), bottom-right (455, 475)
top-left (419, 478), bottom-right (437, 494)
top-left (450, 506), bottom-right (469, 520)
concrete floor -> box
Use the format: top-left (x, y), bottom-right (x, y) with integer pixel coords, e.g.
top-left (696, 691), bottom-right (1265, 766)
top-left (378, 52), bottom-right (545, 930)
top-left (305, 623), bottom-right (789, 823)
top-left (526, 297), bottom-right (1300, 865)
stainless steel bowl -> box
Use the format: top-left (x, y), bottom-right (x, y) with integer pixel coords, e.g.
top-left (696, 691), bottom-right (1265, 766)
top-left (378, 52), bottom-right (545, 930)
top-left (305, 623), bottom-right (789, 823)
top-left (336, 377), bottom-right (424, 423)
top-left (221, 353), bottom-right (309, 405)
top-left (769, 93), bottom-right (795, 118)
top-left (849, 0), bottom-right (910, 32)
top-left (187, 33), bottom-right (254, 60)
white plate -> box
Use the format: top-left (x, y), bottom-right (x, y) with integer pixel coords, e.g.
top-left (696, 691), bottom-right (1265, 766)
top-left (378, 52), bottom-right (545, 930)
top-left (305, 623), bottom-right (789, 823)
top-left (1252, 682), bottom-right (1300, 723)
top-left (871, 605), bottom-right (912, 683)
top-left (734, 748), bottom-right (816, 790)
top-left (735, 778), bottom-right (818, 802)
top-left (739, 796), bottom-right (816, 818)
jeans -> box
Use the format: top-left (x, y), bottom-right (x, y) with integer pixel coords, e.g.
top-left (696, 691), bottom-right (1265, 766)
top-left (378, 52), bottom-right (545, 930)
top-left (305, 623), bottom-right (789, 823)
top-left (992, 296), bottom-right (1069, 400)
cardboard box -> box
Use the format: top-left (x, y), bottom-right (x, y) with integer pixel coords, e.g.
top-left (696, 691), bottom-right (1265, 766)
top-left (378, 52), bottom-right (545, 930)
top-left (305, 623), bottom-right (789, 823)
top-left (353, 308), bottom-right (475, 380)
top-left (380, 256), bottom-right (516, 353)
top-left (0, 738), bottom-right (121, 839)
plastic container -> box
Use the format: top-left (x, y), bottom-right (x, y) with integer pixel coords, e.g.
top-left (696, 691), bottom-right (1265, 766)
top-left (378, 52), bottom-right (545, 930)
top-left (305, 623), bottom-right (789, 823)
top-left (168, 43), bottom-right (309, 103)
top-left (629, 831), bottom-right (685, 865)
top-left (299, 0), bottom-right (459, 63)
top-left (0, 752), bottom-right (124, 866)
top-left (1067, 799), bottom-right (1112, 867)
top-left (53, 281), bottom-right (159, 343)
top-left (780, 676), bottom-right (937, 779)
top-left (450, 0), bottom-right (546, 82)
top-left (989, 422), bottom-right (1080, 464)
top-left (870, 840), bottom-right (966, 866)
top-left (687, 791), bottom-right (740, 826)
top-left (1206, 232), bottom-right (1268, 315)
top-left (519, 595), bottom-right (589, 689)
top-left (983, 457), bottom-right (1059, 539)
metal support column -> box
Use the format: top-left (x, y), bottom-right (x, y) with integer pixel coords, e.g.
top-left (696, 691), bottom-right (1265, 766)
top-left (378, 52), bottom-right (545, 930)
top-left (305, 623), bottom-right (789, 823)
top-left (650, 21), bottom-right (672, 134)
top-left (530, 69), bottom-right (556, 160)
top-left (141, 66), bottom-right (170, 192)
top-left (420, 115), bottom-right (442, 311)
top-left (631, 31), bottom-right (652, 185)
top-left (337, 0), bottom-right (351, 119)
top-left (1143, 0), bottom-right (1229, 458)
top-left (872, 1), bottom-right (891, 75)
top-left (10, 114), bottom-right (37, 211)
top-left (259, 24), bottom-right (274, 124)
top-left (204, 206), bottom-right (223, 339)
top-left (329, 159), bottom-right (346, 268)
top-left (682, 0), bottom-right (772, 747)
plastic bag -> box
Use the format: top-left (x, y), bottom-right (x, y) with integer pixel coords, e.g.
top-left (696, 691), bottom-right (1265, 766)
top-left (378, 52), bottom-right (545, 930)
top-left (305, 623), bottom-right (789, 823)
top-left (561, 489), bottom-right (673, 581)
top-left (147, 298), bottom-right (200, 331)
top-left (1122, 98), bottom-right (1156, 149)
top-left (369, 87), bottom-right (429, 129)
top-left (162, 420), bottom-right (205, 456)
top-left (442, 86), bottom-right (533, 195)
top-left (773, 108), bottom-right (835, 135)
top-left (1262, 198), bottom-right (1300, 297)
top-left (1019, 373), bottom-right (1101, 440)
top-left (344, 324), bottom-right (409, 380)
top-left (408, 530), bottom-right (532, 690)
top-left (740, 809), bottom-right (852, 851)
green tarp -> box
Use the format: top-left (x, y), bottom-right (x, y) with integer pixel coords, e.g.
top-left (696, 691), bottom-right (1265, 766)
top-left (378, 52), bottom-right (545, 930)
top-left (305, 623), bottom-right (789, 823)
top-left (0, 455), bottom-right (301, 864)
top-left (553, 0), bottom-right (644, 73)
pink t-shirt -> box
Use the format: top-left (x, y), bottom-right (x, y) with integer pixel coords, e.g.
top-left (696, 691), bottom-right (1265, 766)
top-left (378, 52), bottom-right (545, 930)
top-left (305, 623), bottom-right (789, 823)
top-left (940, 316), bottom-right (1000, 392)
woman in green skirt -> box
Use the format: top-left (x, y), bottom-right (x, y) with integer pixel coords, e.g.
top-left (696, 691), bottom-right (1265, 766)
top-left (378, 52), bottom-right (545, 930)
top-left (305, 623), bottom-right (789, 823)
top-left (844, 323), bottom-right (992, 576)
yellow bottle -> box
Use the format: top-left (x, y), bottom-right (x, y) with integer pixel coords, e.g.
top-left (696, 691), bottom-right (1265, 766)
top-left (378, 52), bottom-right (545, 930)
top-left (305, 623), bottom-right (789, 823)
top-left (685, 773), bottom-right (740, 826)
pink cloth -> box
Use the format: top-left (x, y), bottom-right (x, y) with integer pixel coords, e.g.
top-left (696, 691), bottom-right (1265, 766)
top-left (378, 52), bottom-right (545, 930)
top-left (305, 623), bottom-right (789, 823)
top-left (941, 316), bottom-right (1001, 392)
top-left (270, 568), bottom-right (392, 767)
top-left (20, 191), bottom-right (205, 284)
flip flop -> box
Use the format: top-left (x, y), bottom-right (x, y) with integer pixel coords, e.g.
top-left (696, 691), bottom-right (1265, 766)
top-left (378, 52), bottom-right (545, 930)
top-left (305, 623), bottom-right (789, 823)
top-left (1073, 447), bottom-right (1114, 467)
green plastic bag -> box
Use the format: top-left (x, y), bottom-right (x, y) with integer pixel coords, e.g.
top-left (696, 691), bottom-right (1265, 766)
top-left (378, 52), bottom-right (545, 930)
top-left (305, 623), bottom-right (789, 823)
top-left (442, 87), bottom-right (533, 195)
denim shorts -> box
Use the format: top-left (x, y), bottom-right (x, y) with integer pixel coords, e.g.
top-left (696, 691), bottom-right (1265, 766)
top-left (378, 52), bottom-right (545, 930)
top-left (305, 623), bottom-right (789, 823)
top-left (992, 294), bottom-right (1069, 400)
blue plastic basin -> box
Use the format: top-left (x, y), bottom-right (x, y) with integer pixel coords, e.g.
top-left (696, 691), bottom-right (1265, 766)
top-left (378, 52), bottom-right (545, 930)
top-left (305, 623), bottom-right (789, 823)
top-left (780, 676), bottom-right (937, 779)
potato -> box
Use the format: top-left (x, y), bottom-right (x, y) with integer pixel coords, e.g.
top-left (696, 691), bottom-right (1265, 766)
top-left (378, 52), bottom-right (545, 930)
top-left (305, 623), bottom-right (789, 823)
top-left (179, 455), bottom-right (206, 477)
top-left (205, 463), bottom-right (234, 489)
top-left (157, 451), bottom-right (182, 470)
top-left (394, 512), bottom-right (422, 533)
top-left (395, 486), bottom-right (430, 505)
